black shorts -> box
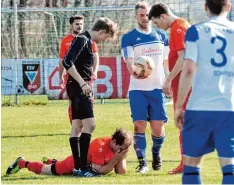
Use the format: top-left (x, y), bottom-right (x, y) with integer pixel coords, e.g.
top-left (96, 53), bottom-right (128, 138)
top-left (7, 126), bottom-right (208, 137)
top-left (66, 81), bottom-right (94, 120)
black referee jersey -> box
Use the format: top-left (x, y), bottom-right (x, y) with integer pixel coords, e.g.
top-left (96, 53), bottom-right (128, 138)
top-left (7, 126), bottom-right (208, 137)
top-left (63, 31), bottom-right (94, 82)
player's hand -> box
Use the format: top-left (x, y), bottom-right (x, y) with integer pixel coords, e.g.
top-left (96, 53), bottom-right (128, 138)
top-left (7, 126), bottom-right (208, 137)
top-left (116, 148), bottom-right (129, 159)
top-left (60, 77), bottom-right (65, 89)
top-left (91, 71), bottom-right (98, 80)
top-left (174, 108), bottom-right (184, 130)
top-left (163, 79), bottom-right (172, 96)
top-left (81, 83), bottom-right (91, 96)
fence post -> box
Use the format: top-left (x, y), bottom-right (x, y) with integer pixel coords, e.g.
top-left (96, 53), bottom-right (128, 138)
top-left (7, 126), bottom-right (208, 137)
top-left (14, 0), bottom-right (19, 105)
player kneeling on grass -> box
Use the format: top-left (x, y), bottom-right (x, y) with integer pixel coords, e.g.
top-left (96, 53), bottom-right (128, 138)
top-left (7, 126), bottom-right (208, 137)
top-left (6, 128), bottom-right (132, 177)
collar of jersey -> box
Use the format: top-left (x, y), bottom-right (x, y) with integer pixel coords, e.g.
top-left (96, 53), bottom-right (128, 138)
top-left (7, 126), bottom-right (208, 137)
top-left (209, 15), bottom-right (228, 21)
top-left (136, 27), bottom-right (152, 35)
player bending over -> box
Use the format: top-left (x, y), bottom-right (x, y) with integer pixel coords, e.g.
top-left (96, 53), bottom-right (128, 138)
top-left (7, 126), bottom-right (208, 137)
top-left (6, 128), bottom-right (132, 177)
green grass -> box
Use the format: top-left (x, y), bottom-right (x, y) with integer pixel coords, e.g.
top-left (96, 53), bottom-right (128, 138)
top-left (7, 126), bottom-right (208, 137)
top-left (1, 100), bottom-right (222, 184)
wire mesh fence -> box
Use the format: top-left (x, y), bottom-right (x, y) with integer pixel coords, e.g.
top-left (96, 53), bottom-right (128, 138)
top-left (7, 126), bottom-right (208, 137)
top-left (2, 0), bottom-right (233, 59)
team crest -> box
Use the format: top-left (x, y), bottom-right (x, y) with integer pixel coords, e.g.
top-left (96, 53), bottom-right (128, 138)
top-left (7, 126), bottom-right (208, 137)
top-left (22, 63), bottom-right (41, 93)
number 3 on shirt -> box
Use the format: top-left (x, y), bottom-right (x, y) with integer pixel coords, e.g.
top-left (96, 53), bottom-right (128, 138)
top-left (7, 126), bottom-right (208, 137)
top-left (210, 36), bottom-right (227, 67)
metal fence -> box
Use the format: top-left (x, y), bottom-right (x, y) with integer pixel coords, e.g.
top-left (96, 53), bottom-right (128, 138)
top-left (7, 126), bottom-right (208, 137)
top-left (2, 0), bottom-right (233, 59)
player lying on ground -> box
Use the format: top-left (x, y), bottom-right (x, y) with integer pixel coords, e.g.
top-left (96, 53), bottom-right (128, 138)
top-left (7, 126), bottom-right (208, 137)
top-left (6, 128), bottom-right (132, 177)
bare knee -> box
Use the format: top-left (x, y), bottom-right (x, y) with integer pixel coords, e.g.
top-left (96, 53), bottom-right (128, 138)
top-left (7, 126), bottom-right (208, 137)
top-left (134, 121), bottom-right (147, 133)
top-left (70, 119), bottom-right (83, 137)
top-left (150, 121), bottom-right (165, 137)
top-left (184, 155), bottom-right (202, 167)
top-left (40, 165), bottom-right (53, 175)
top-left (82, 118), bottom-right (96, 134)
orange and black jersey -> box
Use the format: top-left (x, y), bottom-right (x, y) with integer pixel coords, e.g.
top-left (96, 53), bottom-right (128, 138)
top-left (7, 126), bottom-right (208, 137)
top-left (63, 31), bottom-right (93, 81)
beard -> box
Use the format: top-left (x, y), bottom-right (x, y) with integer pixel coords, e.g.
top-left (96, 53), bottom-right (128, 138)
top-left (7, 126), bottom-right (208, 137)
top-left (138, 22), bottom-right (149, 30)
top-left (72, 28), bottom-right (82, 35)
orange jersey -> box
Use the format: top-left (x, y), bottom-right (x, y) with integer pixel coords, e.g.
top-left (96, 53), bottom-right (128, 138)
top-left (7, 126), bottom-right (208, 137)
top-left (168, 18), bottom-right (190, 72)
top-left (168, 19), bottom-right (191, 109)
top-left (59, 34), bottom-right (98, 59)
top-left (55, 137), bottom-right (115, 175)
top-left (88, 137), bottom-right (115, 165)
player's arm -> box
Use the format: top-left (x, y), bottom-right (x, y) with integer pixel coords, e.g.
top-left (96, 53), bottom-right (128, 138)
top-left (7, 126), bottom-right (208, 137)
top-left (176, 59), bottom-right (195, 109)
top-left (175, 26), bottom-right (198, 129)
top-left (59, 58), bottom-right (65, 79)
top-left (164, 59), bottom-right (169, 76)
top-left (160, 29), bottom-right (170, 77)
top-left (121, 34), bottom-right (135, 75)
top-left (165, 49), bottom-right (185, 81)
top-left (59, 38), bottom-right (67, 80)
top-left (91, 149), bottom-right (128, 175)
top-left (163, 25), bottom-right (187, 96)
top-left (62, 36), bottom-right (88, 90)
top-left (114, 158), bottom-right (127, 174)
top-left (92, 52), bottom-right (99, 80)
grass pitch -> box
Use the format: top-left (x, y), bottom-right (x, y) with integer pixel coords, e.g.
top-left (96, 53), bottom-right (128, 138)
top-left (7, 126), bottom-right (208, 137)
top-left (2, 99), bottom-right (221, 184)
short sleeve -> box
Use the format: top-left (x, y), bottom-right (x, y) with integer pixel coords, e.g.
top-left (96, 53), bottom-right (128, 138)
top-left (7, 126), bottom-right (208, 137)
top-left (91, 41), bottom-right (98, 53)
top-left (59, 37), bottom-right (67, 59)
top-left (121, 33), bottom-right (134, 61)
top-left (184, 25), bottom-right (199, 63)
top-left (171, 24), bottom-right (187, 51)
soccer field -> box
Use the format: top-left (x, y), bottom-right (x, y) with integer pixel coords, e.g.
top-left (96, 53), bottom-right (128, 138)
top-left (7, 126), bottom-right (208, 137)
top-left (2, 100), bottom-right (221, 184)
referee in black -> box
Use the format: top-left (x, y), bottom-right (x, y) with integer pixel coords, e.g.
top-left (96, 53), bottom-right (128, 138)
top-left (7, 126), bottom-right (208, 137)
top-left (62, 17), bottom-right (117, 176)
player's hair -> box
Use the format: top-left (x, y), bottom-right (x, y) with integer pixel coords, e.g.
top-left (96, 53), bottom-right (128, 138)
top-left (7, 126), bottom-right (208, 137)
top-left (112, 128), bottom-right (132, 147)
top-left (135, 1), bottom-right (149, 13)
top-left (92, 17), bottom-right (118, 40)
top-left (69, 14), bottom-right (84, 25)
top-left (148, 3), bottom-right (170, 20)
top-left (206, 0), bottom-right (229, 15)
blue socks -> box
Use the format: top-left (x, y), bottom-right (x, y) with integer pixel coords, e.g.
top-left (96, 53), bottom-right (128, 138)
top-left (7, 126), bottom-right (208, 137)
top-left (134, 133), bottom-right (146, 165)
top-left (182, 165), bottom-right (201, 184)
top-left (151, 135), bottom-right (165, 156)
top-left (222, 164), bottom-right (234, 184)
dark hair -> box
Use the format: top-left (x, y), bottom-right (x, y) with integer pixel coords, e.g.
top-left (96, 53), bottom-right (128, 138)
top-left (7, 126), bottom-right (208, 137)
top-left (92, 17), bottom-right (118, 40)
top-left (206, 0), bottom-right (228, 15)
top-left (149, 3), bottom-right (169, 20)
top-left (112, 128), bottom-right (132, 147)
top-left (69, 14), bottom-right (84, 25)
top-left (135, 1), bottom-right (149, 13)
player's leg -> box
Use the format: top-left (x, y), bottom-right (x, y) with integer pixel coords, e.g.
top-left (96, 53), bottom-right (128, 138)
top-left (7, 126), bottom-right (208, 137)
top-left (214, 111), bottom-right (234, 184)
top-left (67, 82), bottom-right (84, 172)
top-left (148, 89), bottom-right (167, 171)
top-left (6, 157), bottom-right (54, 175)
top-left (168, 85), bottom-right (184, 174)
top-left (68, 101), bottom-right (72, 125)
top-left (182, 110), bottom-right (215, 184)
top-left (129, 90), bottom-right (148, 173)
top-left (183, 156), bottom-right (202, 184)
top-left (55, 155), bottom-right (74, 175)
top-left (79, 84), bottom-right (95, 171)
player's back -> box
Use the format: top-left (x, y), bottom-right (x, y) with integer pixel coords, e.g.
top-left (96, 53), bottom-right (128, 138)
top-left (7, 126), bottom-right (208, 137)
top-left (186, 17), bottom-right (234, 111)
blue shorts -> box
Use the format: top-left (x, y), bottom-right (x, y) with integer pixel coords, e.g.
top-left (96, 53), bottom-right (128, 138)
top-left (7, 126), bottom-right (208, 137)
top-left (129, 89), bottom-right (167, 123)
top-left (183, 110), bottom-right (234, 158)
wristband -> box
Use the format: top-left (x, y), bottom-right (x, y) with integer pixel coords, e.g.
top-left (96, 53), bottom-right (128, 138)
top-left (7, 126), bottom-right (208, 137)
top-left (81, 84), bottom-right (87, 88)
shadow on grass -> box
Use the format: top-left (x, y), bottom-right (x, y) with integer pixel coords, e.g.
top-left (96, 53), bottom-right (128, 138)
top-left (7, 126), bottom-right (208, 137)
top-left (2, 175), bottom-right (47, 181)
top-left (2, 133), bottom-right (69, 139)
top-left (127, 159), bottom-right (180, 163)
